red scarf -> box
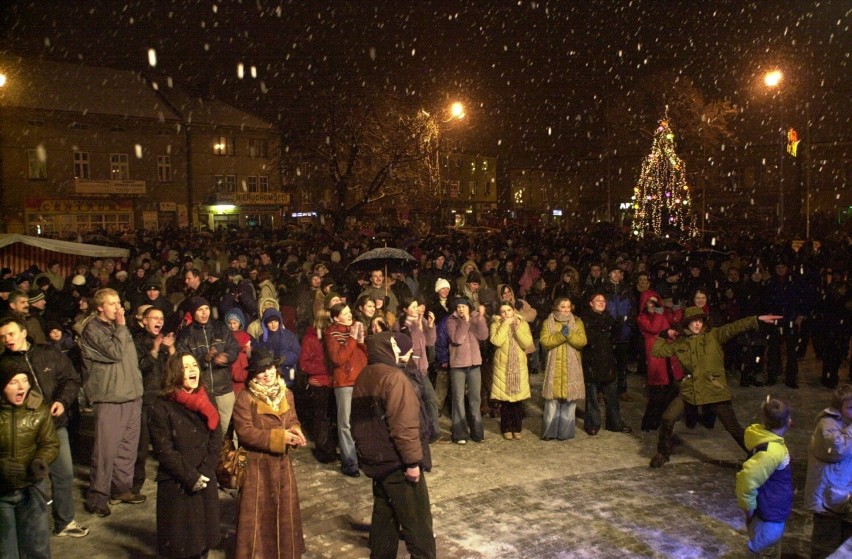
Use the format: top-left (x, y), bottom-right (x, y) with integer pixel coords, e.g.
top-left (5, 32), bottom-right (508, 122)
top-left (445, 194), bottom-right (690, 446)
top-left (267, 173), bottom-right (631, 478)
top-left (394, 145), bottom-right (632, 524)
top-left (172, 386), bottom-right (219, 431)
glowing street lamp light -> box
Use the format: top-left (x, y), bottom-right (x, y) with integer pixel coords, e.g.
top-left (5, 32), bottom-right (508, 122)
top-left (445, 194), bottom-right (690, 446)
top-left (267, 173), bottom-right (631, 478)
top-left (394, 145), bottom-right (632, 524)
top-left (764, 70), bottom-right (783, 88)
top-left (450, 101), bottom-right (465, 120)
top-left (0, 73), bottom-right (6, 88)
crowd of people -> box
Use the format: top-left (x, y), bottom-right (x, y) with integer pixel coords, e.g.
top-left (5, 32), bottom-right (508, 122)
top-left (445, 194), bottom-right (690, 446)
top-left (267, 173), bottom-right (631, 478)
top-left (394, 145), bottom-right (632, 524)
top-left (0, 222), bottom-right (850, 558)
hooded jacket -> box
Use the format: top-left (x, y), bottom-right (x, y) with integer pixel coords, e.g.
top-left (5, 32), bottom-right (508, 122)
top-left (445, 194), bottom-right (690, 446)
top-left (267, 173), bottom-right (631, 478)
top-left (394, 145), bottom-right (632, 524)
top-left (81, 316), bottom-right (144, 404)
top-left (351, 332), bottom-right (430, 479)
top-left (651, 316), bottom-right (757, 405)
top-left (255, 308), bottom-right (300, 372)
top-left (804, 406), bottom-right (852, 517)
top-left (736, 424), bottom-right (793, 522)
top-left (223, 308), bottom-right (251, 394)
top-left (636, 290), bottom-right (685, 386)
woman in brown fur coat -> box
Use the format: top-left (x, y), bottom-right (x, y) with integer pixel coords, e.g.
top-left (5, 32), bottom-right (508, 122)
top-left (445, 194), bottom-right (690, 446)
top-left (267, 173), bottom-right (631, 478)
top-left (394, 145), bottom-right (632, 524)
top-left (233, 348), bottom-right (307, 559)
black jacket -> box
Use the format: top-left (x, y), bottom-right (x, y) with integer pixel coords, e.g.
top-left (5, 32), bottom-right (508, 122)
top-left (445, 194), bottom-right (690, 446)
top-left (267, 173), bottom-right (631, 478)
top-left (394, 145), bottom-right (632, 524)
top-left (580, 310), bottom-right (617, 384)
top-left (132, 330), bottom-right (171, 406)
top-left (175, 320), bottom-right (238, 397)
top-left (1, 339), bottom-right (81, 429)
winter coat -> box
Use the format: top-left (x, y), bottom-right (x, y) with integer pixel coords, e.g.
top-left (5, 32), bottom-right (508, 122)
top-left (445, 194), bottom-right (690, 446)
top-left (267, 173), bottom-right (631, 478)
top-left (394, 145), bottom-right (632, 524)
top-left (132, 330), bottom-right (171, 406)
top-left (489, 316), bottom-right (533, 402)
top-left (496, 284), bottom-right (537, 324)
top-left (804, 407), bottom-right (852, 518)
top-left (176, 319), bottom-right (239, 397)
top-left (393, 314), bottom-right (436, 376)
top-left (80, 316), bottom-right (144, 404)
top-left (736, 424), bottom-right (793, 522)
top-left (148, 396), bottom-right (222, 558)
top-left (446, 311), bottom-right (489, 368)
top-left (299, 328), bottom-right (331, 388)
top-left (0, 390), bottom-right (59, 494)
top-left (351, 362), bottom-right (429, 480)
top-left (651, 316), bottom-right (758, 405)
top-left (540, 313), bottom-right (587, 400)
top-left (604, 279), bottom-right (634, 343)
top-left (636, 290), bottom-right (685, 386)
top-left (763, 272), bottom-right (809, 322)
top-left (248, 296), bottom-right (280, 341)
top-left (324, 322), bottom-right (368, 388)
top-left (233, 387), bottom-right (305, 559)
top-left (255, 308), bottom-right (301, 382)
top-left (580, 310), bottom-right (617, 384)
top-left (1, 339), bottom-right (80, 429)
top-left (434, 314), bottom-right (450, 367)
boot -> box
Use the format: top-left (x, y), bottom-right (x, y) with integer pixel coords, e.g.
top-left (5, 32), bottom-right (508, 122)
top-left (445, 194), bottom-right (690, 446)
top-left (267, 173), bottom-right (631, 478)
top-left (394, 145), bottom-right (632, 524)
top-left (649, 452), bottom-right (670, 468)
top-left (650, 423), bottom-right (674, 468)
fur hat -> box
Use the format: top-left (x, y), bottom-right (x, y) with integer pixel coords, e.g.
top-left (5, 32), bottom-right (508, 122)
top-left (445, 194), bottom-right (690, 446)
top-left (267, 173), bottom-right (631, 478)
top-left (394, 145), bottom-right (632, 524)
top-left (71, 275), bottom-right (87, 287)
top-left (434, 278), bottom-right (451, 293)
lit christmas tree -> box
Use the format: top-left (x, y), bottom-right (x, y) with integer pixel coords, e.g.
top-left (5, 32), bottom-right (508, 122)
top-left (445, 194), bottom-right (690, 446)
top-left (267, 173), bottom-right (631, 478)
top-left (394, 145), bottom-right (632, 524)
top-left (632, 118), bottom-right (696, 238)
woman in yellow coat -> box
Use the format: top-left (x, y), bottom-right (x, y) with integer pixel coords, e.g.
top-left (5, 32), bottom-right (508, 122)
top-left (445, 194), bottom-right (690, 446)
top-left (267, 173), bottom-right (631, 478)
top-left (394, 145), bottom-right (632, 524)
top-left (539, 296), bottom-right (588, 440)
top-left (490, 302), bottom-right (534, 440)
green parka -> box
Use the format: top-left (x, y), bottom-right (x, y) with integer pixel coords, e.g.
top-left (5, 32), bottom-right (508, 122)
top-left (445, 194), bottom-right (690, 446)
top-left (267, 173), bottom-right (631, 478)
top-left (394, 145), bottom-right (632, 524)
top-left (651, 316), bottom-right (757, 405)
top-left (0, 390), bottom-right (59, 493)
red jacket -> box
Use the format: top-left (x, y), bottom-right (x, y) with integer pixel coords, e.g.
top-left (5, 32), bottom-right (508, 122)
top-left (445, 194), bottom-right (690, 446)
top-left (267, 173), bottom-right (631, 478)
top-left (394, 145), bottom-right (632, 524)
top-left (230, 329), bottom-right (251, 394)
top-left (299, 327), bottom-right (331, 387)
top-left (323, 322), bottom-right (368, 388)
top-left (636, 290), bottom-right (684, 386)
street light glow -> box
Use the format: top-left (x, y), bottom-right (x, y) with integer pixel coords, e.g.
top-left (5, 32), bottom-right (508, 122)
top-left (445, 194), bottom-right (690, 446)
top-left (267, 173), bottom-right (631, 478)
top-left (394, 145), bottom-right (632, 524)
top-left (0, 73), bottom-right (6, 87)
top-left (764, 70), bottom-right (783, 87)
top-left (450, 102), bottom-right (465, 120)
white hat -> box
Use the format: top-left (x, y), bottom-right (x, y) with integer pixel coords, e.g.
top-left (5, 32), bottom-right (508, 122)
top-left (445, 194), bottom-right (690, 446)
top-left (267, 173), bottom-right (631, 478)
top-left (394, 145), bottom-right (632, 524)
top-left (71, 275), bottom-right (87, 286)
top-left (434, 278), bottom-right (451, 293)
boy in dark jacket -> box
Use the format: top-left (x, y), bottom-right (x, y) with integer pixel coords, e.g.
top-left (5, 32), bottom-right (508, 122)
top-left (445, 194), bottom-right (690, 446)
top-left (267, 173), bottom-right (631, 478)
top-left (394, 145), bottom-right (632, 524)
top-left (736, 398), bottom-right (793, 558)
top-left (351, 331), bottom-right (435, 559)
top-left (0, 356), bottom-right (59, 558)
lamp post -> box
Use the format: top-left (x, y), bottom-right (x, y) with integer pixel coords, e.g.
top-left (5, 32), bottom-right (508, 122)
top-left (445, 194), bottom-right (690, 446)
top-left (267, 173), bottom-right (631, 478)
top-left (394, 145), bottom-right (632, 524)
top-left (0, 71), bottom-right (6, 232)
top-left (425, 102), bottom-right (465, 226)
top-left (764, 70), bottom-right (784, 232)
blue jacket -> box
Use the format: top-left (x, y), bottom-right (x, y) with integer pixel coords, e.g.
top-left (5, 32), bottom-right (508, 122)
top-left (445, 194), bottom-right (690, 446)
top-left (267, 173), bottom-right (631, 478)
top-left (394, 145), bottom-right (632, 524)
top-left (736, 424), bottom-right (793, 522)
top-left (604, 279), bottom-right (634, 343)
top-left (434, 314), bottom-right (450, 367)
top-left (255, 308), bottom-right (300, 384)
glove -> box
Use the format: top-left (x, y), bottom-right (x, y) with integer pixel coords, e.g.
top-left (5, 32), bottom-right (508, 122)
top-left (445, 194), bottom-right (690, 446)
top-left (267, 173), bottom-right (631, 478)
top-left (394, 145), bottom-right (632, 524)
top-left (0, 458), bottom-right (26, 481)
top-left (561, 325), bottom-right (570, 336)
top-left (27, 458), bottom-right (48, 482)
top-left (192, 474), bottom-right (210, 492)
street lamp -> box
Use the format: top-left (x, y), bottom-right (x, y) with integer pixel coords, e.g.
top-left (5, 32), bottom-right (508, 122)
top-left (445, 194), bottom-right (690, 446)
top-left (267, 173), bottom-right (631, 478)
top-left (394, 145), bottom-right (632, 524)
top-left (764, 69), bottom-right (785, 232)
top-left (425, 102), bottom-right (466, 225)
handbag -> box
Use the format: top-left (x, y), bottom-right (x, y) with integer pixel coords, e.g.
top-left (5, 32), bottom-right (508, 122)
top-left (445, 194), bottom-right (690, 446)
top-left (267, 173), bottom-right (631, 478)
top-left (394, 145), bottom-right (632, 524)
top-left (216, 436), bottom-right (247, 490)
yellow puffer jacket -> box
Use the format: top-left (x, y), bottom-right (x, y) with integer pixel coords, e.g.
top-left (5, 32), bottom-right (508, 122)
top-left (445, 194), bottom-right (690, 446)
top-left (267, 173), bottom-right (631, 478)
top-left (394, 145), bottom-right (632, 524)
top-left (489, 317), bottom-right (534, 402)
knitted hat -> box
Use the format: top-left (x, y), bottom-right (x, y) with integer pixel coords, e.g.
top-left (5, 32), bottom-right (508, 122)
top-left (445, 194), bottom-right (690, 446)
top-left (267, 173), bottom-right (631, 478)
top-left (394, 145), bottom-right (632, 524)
top-left (45, 321), bottom-right (63, 335)
top-left (27, 289), bottom-right (45, 304)
top-left (466, 271), bottom-right (483, 284)
top-left (682, 306), bottom-right (707, 328)
top-left (323, 291), bottom-right (342, 309)
top-left (71, 275), bottom-right (87, 286)
top-left (143, 281), bottom-right (161, 292)
top-left (115, 270), bottom-right (129, 280)
top-left (187, 297), bottom-right (210, 316)
top-left (452, 296), bottom-right (472, 309)
top-left (0, 354), bottom-right (31, 392)
top-left (434, 278), bottom-right (451, 293)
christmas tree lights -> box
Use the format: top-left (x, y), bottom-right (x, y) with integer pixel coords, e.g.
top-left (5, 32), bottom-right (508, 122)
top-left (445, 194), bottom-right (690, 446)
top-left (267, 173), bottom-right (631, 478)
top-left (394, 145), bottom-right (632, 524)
top-left (632, 118), bottom-right (696, 238)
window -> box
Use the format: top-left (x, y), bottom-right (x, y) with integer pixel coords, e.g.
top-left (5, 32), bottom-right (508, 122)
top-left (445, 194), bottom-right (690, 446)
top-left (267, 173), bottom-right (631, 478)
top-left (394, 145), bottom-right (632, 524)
top-left (214, 175), bottom-right (225, 192)
top-left (27, 149), bottom-right (47, 179)
top-left (247, 176), bottom-right (258, 193)
top-left (224, 175), bottom-right (236, 192)
top-left (482, 160), bottom-right (488, 171)
top-left (213, 136), bottom-right (235, 156)
top-left (249, 139), bottom-right (269, 158)
top-left (485, 179), bottom-right (492, 196)
top-left (110, 153), bottom-right (129, 180)
top-left (259, 176), bottom-right (269, 192)
top-left (74, 151), bottom-right (90, 179)
top-left (470, 161), bottom-right (476, 173)
top-left (157, 155), bottom-right (172, 182)
top-left (469, 180), bottom-right (476, 196)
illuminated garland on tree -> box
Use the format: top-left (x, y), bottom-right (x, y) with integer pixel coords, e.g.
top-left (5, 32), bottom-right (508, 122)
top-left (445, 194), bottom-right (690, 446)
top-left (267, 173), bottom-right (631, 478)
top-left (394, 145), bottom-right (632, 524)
top-left (632, 119), bottom-right (696, 238)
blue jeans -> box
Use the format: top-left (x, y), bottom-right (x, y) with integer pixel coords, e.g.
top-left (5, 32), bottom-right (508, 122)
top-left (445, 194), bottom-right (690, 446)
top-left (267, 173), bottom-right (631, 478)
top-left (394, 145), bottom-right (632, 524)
top-left (334, 387), bottom-right (358, 472)
top-left (49, 427), bottom-right (75, 533)
top-left (542, 399), bottom-right (576, 440)
top-left (747, 516), bottom-right (785, 556)
top-left (450, 366), bottom-right (483, 442)
top-left (0, 484), bottom-right (52, 559)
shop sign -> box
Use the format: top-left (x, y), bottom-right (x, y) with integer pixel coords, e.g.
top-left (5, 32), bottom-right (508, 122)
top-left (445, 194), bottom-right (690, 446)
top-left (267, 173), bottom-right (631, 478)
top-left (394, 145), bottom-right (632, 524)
top-left (142, 211), bottom-right (159, 231)
top-left (159, 202), bottom-right (177, 211)
top-left (25, 197), bottom-right (133, 213)
top-left (233, 192), bottom-right (290, 205)
top-left (74, 179), bottom-right (146, 195)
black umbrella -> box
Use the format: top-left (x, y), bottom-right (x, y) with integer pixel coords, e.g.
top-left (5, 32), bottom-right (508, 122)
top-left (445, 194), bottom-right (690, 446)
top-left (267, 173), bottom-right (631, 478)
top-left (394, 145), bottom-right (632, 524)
top-left (348, 247), bottom-right (416, 273)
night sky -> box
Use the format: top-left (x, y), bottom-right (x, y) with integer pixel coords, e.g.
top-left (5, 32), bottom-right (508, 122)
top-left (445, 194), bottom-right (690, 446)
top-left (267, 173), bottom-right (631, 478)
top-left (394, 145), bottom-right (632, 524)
top-left (0, 1), bottom-right (848, 170)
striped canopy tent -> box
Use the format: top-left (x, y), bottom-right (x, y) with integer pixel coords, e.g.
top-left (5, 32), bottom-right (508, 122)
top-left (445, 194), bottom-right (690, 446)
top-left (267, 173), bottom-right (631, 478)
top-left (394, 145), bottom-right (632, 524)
top-left (0, 234), bottom-right (130, 278)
